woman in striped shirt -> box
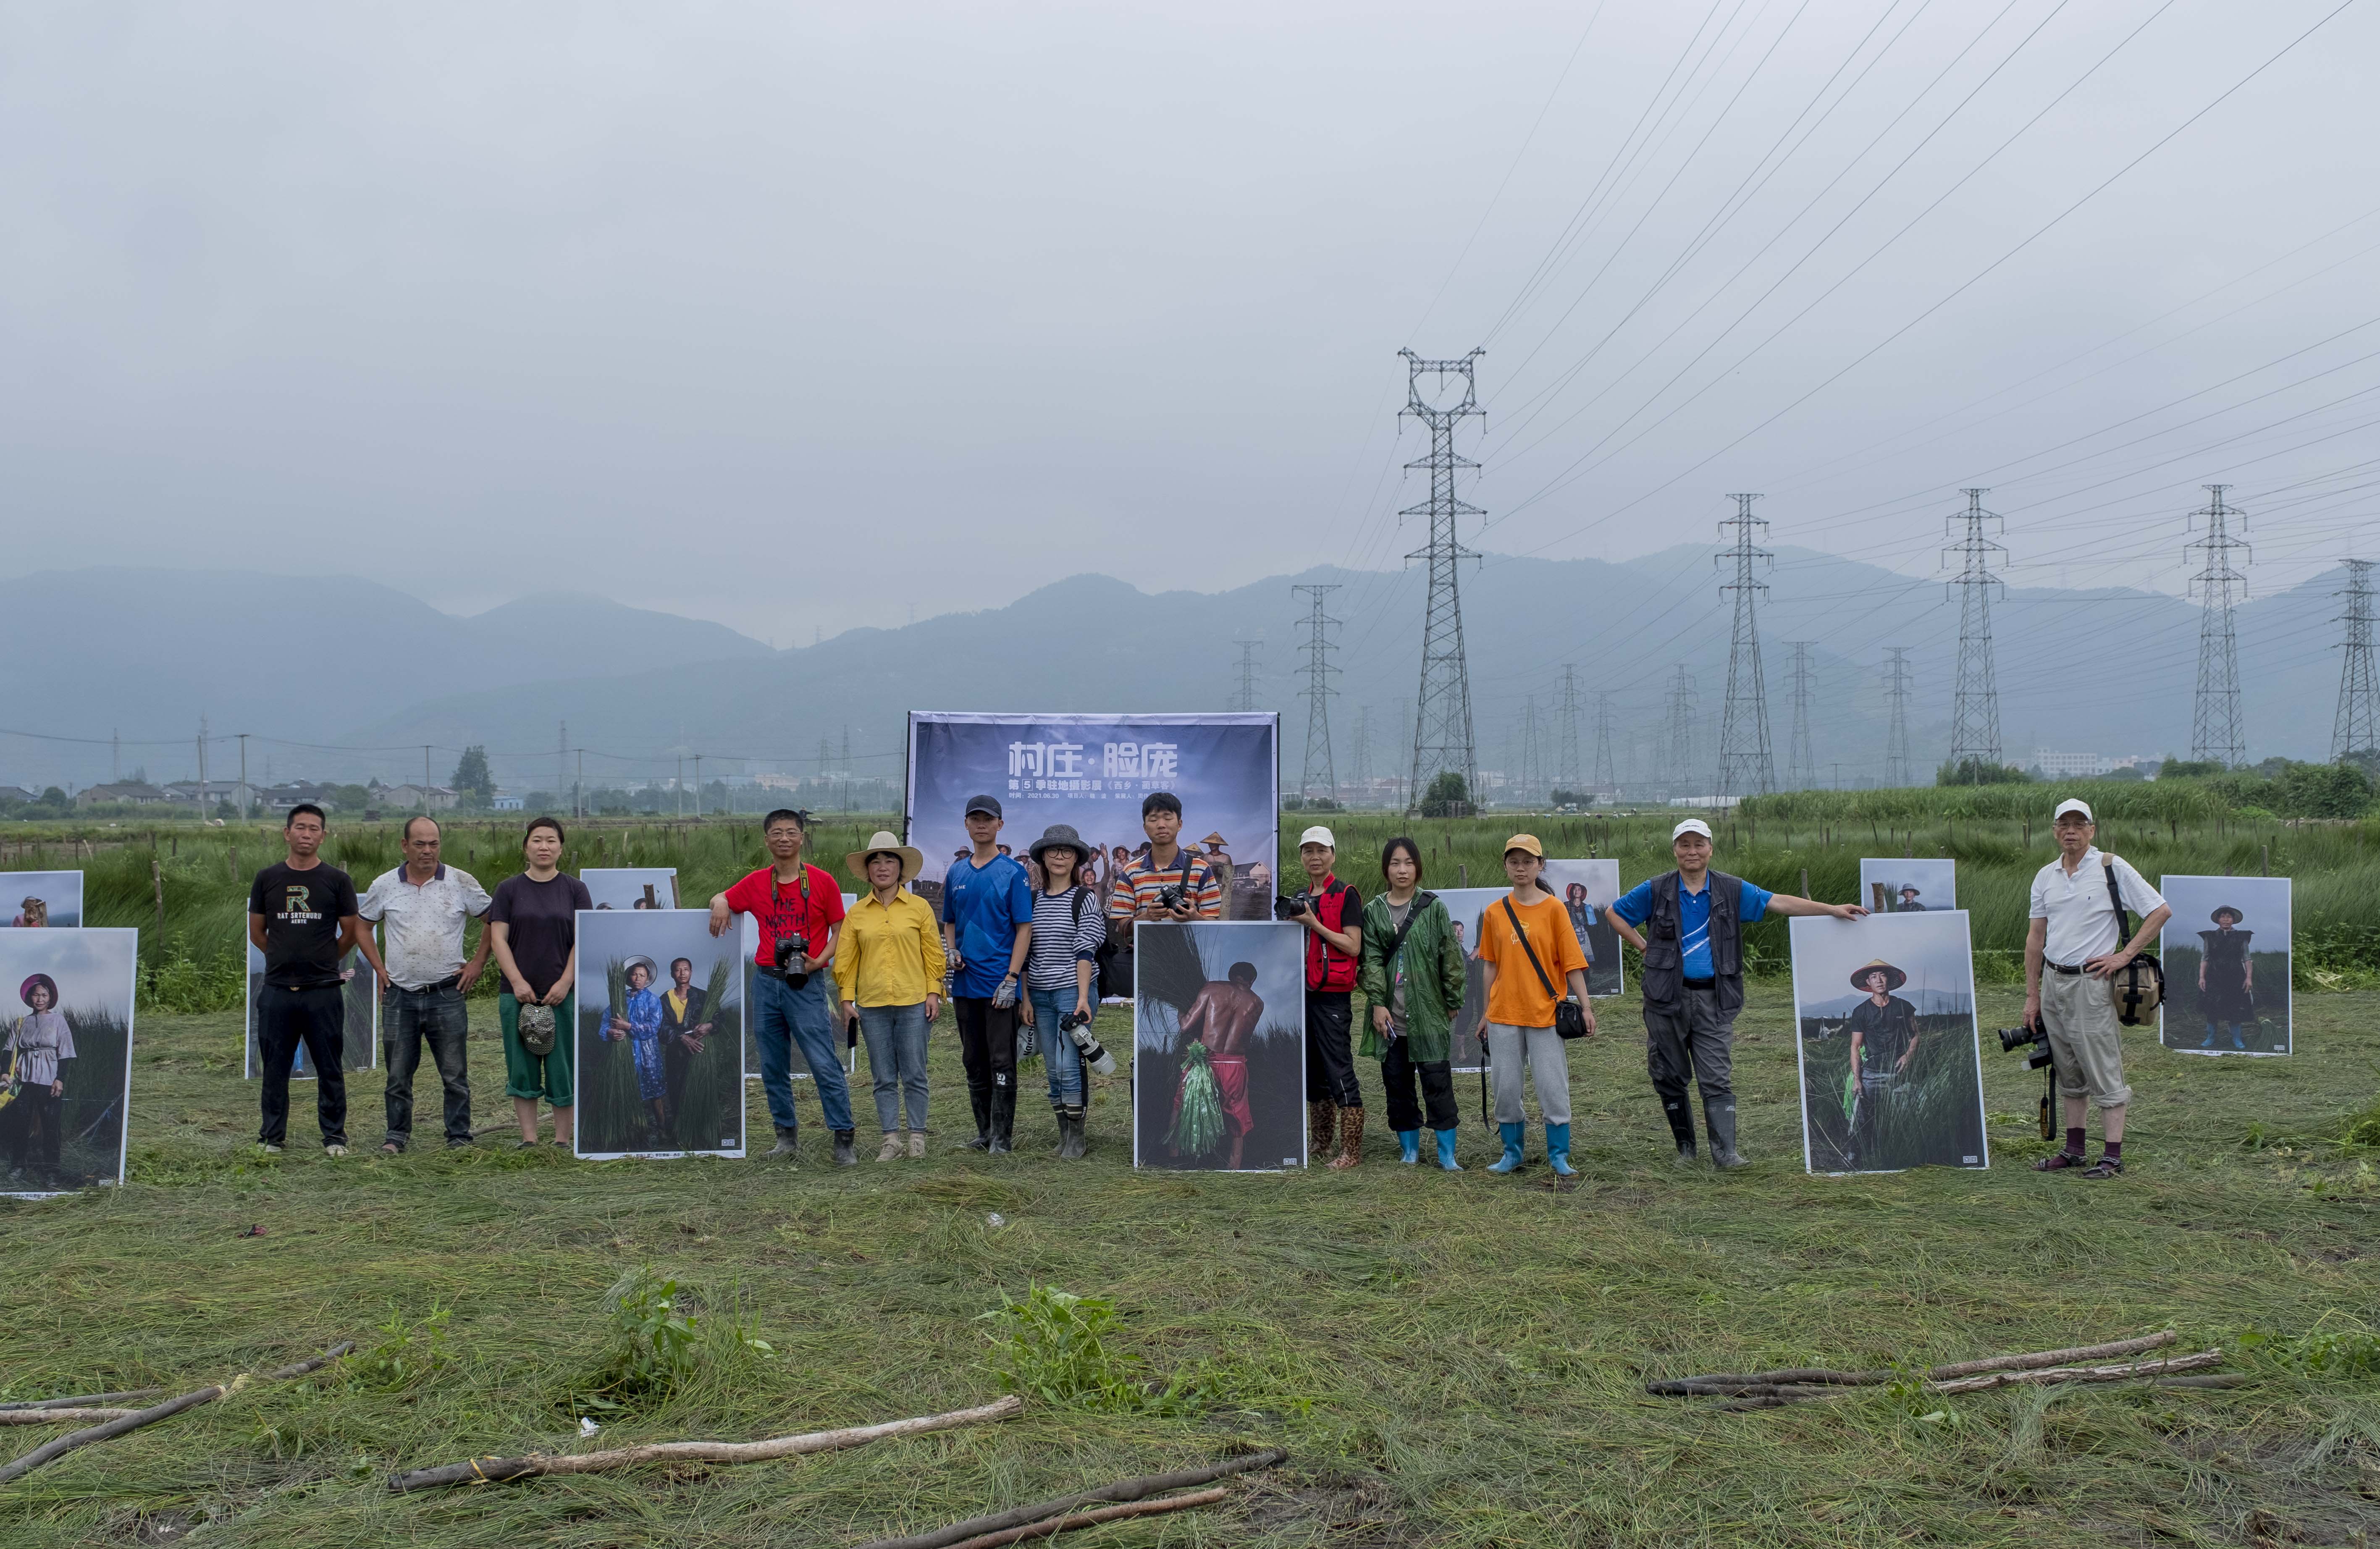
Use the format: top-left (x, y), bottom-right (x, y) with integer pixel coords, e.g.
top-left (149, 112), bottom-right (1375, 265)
top-left (1021, 824), bottom-right (1106, 1160)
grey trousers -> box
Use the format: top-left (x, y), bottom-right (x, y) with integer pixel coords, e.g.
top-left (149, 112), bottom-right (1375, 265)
top-left (1645, 983), bottom-right (1735, 1106)
top-left (1484, 1022), bottom-right (1572, 1125)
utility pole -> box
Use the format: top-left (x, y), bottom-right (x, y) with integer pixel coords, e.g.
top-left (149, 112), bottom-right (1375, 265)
top-left (1401, 347), bottom-right (1485, 811)
top-left (693, 754), bottom-right (703, 818)
top-left (1231, 639), bottom-right (1262, 713)
top-left (2188, 484), bottom-right (2250, 767)
top-left (676, 755), bottom-right (685, 818)
top-left (1555, 666), bottom-right (1583, 796)
top-left (423, 746), bottom-right (433, 813)
top-left (1663, 668), bottom-right (1697, 798)
top-left (1884, 648), bottom-right (1914, 788)
top-left (1945, 488), bottom-right (2006, 776)
top-left (236, 734), bottom-right (250, 821)
top-left (111, 729), bottom-right (119, 784)
top-left (196, 714), bottom-right (208, 803)
top-left (559, 722), bottom-right (568, 812)
top-left (1293, 584), bottom-right (1341, 800)
top-left (1716, 494), bottom-right (1776, 799)
top-left (575, 749), bottom-right (585, 818)
top-left (1783, 642), bottom-right (1818, 792)
top-left (2333, 558), bottom-right (2378, 764)
top-left (1592, 692), bottom-right (1618, 793)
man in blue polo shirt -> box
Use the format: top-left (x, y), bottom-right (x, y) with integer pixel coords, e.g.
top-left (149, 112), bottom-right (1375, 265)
top-left (1609, 818), bottom-right (1864, 1169)
top-left (942, 794), bottom-right (1036, 1154)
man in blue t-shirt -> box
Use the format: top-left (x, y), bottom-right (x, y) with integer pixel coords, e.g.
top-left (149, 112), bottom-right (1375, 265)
top-left (942, 794), bottom-right (1037, 1154)
top-left (1609, 818), bottom-right (1864, 1168)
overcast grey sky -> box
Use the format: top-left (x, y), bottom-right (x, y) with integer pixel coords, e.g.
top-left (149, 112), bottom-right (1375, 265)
top-left (4, 1), bottom-right (2374, 648)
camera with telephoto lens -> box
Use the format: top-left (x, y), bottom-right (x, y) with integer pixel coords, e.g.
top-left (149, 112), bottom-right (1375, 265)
top-left (763, 932), bottom-right (810, 988)
top-left (1996, 1020), bottom-right (2053, 1069)
top-left (1059, 1009), bottom-right (1117, 1076)
top-left (1272, 891), bottom-right (1314, 921)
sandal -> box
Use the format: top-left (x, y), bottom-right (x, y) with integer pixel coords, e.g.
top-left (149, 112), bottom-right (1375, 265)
top-left (2033, 1150), bottom-right (2087, 1172)
top-left (2081, 1156), bottom-right (2124, 1179)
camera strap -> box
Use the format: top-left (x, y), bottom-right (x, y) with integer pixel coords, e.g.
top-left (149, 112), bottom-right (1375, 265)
top-left (1503, 896), bottom-right (1559, 1000)
top-left (1378, 891), bottom-right (1437, 976)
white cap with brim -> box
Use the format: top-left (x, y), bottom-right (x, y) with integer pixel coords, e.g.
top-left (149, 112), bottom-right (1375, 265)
top-left (2053, 799), bottom-right (2094, 823)
top-left (1672, 818), bottom-right (1713, 841)
top-left (1298, 826), bottom-right (1336, 849)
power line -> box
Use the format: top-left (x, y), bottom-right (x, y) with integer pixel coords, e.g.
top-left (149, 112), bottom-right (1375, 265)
top-left (2333, 558), bottom-right (2379, 763)
top-left (2188, 483), bottom-right (2251, 765)
top-left (1884, 647), bottom-right (1915, 788)
top-left (1716, 493), bottom-right (1776, 797)
top-left (1293, 584), bottom-right (1341, 799)
top-left (1402, 348), bottom-right (1486, 810)
top-left (1945, 488), bottom-right (2006, 773)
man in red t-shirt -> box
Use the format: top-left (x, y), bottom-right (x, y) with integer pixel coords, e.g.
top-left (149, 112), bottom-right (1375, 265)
top-left (708, 808), bottom-right (853, 1164)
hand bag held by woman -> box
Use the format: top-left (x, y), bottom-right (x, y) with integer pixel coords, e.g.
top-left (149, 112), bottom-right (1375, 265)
top-left (1503, 898), bottom-right (1590, 1041)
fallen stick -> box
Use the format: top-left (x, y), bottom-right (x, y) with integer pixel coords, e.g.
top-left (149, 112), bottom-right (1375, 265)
top-left (1929, 1350), bottom-right (2222, 1395)
top-left (0, 1341), bottom-right (352, 1488)
top-left (387, 1394), bottom-right (1025, 1493)
top-left (0, 1408), bottom-right (140, 1426)
top-left (855, 1448), bottom-right (1288, 1549)
top-left (1647, 1331), bottom-right (2179, 1394)
top-left (944, 1488), bottom-right (1231, 1549)
top-left (0, 1388), bottom-right (167, 1412)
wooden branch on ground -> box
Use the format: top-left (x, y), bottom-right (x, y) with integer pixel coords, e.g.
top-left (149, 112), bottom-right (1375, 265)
top-left (855, 1448), bottom-right (1288, 1549)
top-left (0, 1408), bottom-right (140, 1426)
top-left (1928, 1351), bottom-right (2222, 1395)
top-left (943, 1489), bottom-right (1231, 1549)
top-left (387, 1395), bottom-right (1025, 1493)
top-left (0, 1389), bottom-right (166, 1412)
top-left (0, 1341), bottom-right (352, 1488)
top-left (260, 1344), bottom-right (354, 1382)
top-left (1646, 1331), bottom-right (2180, 1395)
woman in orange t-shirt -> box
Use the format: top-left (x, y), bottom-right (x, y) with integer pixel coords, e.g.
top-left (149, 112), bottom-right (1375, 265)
top-left (1475, 834), bottom-right (1595, 1178)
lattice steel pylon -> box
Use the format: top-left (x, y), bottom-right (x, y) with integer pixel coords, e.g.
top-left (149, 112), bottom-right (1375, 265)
top-left (1663, 667), bottom-right (1698, 797)
top-left (1884, 647), bottom-right (1914, 788)
top-left (1400, 347), bottom-right (1485, 811)
top-left (1517, 697), bottom-right (1542, 803)
top-left (1944, 488), bottom-right (2006, 774)
top-left (2333, 559), bottom-right (2378, 764)
top-left (1784, 641), bottom-right (1816, 791)
top-left (1231, 639), bottom-right (1262, 713)
top-left (1592, 692), bottom-right (1618, 791)
top-left (1715, 494), bottom-right (1775, 798)
top-left (1293, 584), bottom-right (1340, 799)
top-left (1555, 666), bottom-right (1583, 794)
top-left (2188, 484), bottom-right (2250, 767)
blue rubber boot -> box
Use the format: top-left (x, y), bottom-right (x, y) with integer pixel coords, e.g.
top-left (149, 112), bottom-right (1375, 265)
top-left (1396, 1130), bottom-right (1421, 1164)
top-left (1486, 1122), bottom-right (1525, 1173)
top-left (1435, 1128), bottom-right (1462, 1171)
top-left (1546, 1122), bottom-right (1577, 1178)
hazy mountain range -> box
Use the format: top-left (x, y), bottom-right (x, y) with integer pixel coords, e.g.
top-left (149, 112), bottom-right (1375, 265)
top-left (1, 550), bottom-right (2353, 792)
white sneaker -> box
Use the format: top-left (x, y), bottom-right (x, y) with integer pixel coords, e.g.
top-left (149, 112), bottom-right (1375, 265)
top-left (257, 1143), bottom-right (283, 1156)
top-left (324, 1144), bottom-right (349, 1157)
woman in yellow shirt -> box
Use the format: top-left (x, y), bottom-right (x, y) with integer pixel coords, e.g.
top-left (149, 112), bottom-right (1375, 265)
top-left (1475, 834), bottom-right (1595, 1178)
top-left (833, 831), bottom-right (947, 1158)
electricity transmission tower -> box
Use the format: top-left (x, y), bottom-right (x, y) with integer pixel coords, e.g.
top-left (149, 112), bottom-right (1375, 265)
top-left (1592, 692), bottom-right (1618, 791)
top-left (2187, 484), bottom-right (2250, 767)
top-left (1555, 666), bottom-right (1583, 795)
top-left (2333, 559), bottom-right (2379, 765)
top-left (1884, 648), bottom-right (1914, 788)
top-left (1716, 494), bottom-right (1775, 798)
top-left (1351, 705), bottom-right (1372, 798)
top-left (1784, 641), bottom-right (1816, 791)
top-left (1517, 697), bottom-right (1543, 803)
top-left (1293, 584), bottom-right (1340, 799)
top-left (1400, 347), bottom-right (1485, 810)
top-left (1231, 639), bottom-right (1262, 713)
top-left (1663, 668), bottom-right (1697, 797)
top-left (1944, 488), bottom-right (2006, 774)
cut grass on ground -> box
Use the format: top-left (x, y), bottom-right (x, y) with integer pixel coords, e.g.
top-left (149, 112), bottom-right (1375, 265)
top-left (3, 985), bottom-right (2377, 1546)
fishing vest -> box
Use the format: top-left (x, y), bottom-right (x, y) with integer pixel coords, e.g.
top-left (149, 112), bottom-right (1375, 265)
top-left (1639, 869), bottom-right (1747, 1016)
top-left (1304, 878), bottom-right (1358, 993)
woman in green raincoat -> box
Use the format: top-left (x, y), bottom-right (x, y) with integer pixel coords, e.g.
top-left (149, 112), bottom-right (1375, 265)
top-left (1359, 836), bottom-right (1469, 1170)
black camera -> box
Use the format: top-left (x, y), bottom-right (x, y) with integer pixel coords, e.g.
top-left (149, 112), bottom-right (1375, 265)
top-left (1273, 891), bottom-right (1314, 921)
top-left (1157, 883), bottom-right (1187, 914)
top-left (1996, 1020), bottom-right (2052, 1069)
top-left (764, 932), bottom-right (810, 988)
top-left (1060, 1010), bottom-right (1116, 1076)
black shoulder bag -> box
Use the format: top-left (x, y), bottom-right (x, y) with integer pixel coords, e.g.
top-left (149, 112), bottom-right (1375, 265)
top-left (2101, 855), bottom-right (2165, 1026)
top-left (1503, 897), bottom-right (1590, 1041)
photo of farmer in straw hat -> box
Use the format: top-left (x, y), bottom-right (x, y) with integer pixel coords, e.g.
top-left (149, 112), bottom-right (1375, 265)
top-left (0, 928), bottom-right (137, 1198)
top-left (576, 911), bottom-right (746, 1158)
top-left (1858, 857), bottom-right (1956, 916)
top-left (2156, 875), bottom-right (2291, 1056)
top-left (1789, 912), bottom-right (1988, 1175)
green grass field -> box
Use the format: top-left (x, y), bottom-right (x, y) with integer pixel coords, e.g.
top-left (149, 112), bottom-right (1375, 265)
top-left (5, 977), bottom-right (2376, 1546)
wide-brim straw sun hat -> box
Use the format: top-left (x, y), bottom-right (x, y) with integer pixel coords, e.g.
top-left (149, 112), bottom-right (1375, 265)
top-left (1849, 958), bottom-right (1907, 992)
top-left (2212, 905), bottom-right (2244, 924)
top-left (622, 955), bottom-right (659, 985)
top-left (846, 830), bottom-right (925, 883)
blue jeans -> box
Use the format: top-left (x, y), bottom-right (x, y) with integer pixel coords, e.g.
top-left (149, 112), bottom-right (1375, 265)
top-left (1028, 985), bottom-right (1086, 1107)
top-left (856, 1002), bottom-right (931, 1132)
top-left (383, 981), bottom-right (471, 1146)
top-left (750, 971), bottom-right (853, 1135)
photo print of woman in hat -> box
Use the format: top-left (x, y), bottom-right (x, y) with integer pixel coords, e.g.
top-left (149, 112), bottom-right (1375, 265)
top-left (2154, 874), bottom-right (2291, 1056)
top-left (603, 954), bottom-right (672, 1145)
top-left (2196, 906), bottom-right (2257, 1051)
top-left (3, 972), bottom-right (73, 1186)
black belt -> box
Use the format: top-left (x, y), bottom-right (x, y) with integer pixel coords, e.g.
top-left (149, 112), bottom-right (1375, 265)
top-left (393, 974), bottom-right (462, 993)
top-left (2047, 961), bottom-right (2084, 976)
top-left (1682, 976), bottom-right (1718, 989)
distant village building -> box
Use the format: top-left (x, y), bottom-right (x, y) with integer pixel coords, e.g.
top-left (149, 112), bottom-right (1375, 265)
top-left (493, 793), bottom-right (525, 811)
top-left (2029, 749), bottom-right (2146, 779)
top-left (76, 781), bottom-right (169, 808)
top-left (379, 784), bottom-right (459, 811)
top-left (0, 785), bottom-right (41, 805)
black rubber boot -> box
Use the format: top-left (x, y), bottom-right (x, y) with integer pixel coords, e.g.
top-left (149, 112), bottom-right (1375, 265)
top-left (964, 1081), bottom-right (992, 1150)
top-left (1706, 1097), bottom-right (1746, 1169)
top-left (987, 1083), bottom-right (1016, 1155)
top-left (831, 1129), bottom-right (857, 1167)
top-left (765, 1124), bottom-right (799, 1160)
top-left (1058, 1105), bottom-right (1087, 1159)
top-left (1661, 1096), bottom-right (1698, 1164)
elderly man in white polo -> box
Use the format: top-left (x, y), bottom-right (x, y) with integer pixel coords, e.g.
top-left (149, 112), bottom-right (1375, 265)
top-left (2026, 798), bottom-right (2170, 1179)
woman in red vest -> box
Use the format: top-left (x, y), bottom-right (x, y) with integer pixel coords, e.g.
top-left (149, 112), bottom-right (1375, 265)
top-left (1288, 826), bottom-right (1366, 1168)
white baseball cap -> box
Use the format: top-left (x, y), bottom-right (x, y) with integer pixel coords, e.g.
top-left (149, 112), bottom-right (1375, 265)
top-left (1672, 818), bottom-right (1713, 841)
top-left (1298, 825), bottom-right (1337, 849)
top-left (2052, 799), bottom-right (2094, 823)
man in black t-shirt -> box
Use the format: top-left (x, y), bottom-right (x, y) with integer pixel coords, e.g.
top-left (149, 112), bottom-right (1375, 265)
top-left (247, 804), bottom-right (383, 1155)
